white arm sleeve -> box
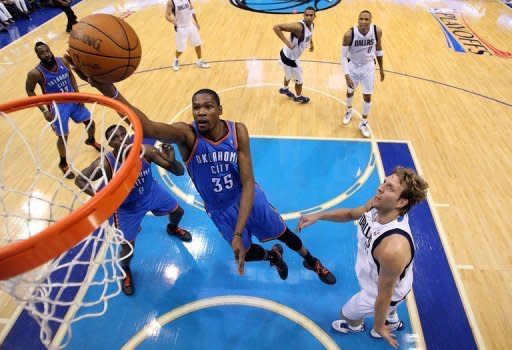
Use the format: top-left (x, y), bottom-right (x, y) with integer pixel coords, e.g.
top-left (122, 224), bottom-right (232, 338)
top-left (341, 46), bottom-right (350, 75)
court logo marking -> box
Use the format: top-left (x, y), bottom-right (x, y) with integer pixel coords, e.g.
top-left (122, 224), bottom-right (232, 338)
top-left (429, 8), bottom-right (512, 58)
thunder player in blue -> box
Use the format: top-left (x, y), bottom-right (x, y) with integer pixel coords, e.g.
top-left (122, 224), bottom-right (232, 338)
top-left (75, 125), bottom-right (192, 295)
top-left (77, 68), bottom-right (336, 284)
top-left (26, 41), bottom-right (102, 179)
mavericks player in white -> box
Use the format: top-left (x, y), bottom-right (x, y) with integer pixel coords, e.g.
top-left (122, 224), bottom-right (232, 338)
top-left (273, 7), bottom-right (315, 104)
top-left (341, 10), bottom-right (384, 137)
top-left (165, 0), bottom-right (210, 71)
top-left (297, 167), bottom-right (428, 348)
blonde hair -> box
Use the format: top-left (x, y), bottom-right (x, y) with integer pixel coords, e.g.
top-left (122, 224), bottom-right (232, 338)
top-left (392, 166), bottom-right (429, 215)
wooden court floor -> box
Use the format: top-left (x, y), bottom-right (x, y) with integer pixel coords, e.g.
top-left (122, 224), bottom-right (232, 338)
top-left (0, 0), bottom-right (511, 348)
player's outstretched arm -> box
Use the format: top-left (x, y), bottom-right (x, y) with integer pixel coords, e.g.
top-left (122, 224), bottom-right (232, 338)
top-left (75, 157), bottom-right (111, 197)
top-left (145, 143), bottom-right (185, 176)
top-left (296, 199), bottom-right (373, 232)
top-left (65, 54), bottom-right (190, 145)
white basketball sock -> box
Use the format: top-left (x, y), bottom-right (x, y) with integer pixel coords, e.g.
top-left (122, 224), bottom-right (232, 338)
top-left (362, 101), bottom-right (372, 117)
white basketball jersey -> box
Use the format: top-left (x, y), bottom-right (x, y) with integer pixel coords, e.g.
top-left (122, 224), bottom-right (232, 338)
top-left (171, 0), bottom-right (194, 28)
top-left (355, 208), bottom-right (414, 301)
top-left (348, 25), bottom-right (377, 65)
top-left (282, 20), bottom-right (313, 61)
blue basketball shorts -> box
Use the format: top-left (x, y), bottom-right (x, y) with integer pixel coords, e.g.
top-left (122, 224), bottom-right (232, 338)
top-left (51, 103), bottom-right (91, 137)
top-left (114, 181), bottom-right (179, 242)
top-left (208, 186), bottom-right (286, 250)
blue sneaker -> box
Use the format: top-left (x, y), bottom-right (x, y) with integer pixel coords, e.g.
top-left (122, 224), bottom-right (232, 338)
top-left (279, 87), bottom-right (295, 98)
top-left (293, 95), bottom-right (310, 104)
top-left (331, 319), bottom-right (366, 334)
top-left (369, 320), bottom-right (405, 338)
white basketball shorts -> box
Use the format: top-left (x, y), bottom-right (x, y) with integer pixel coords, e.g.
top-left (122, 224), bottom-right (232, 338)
top-left (341, 289), bottom-right (403, 321)
top-left (278, 59), bottom-right (303, 84)
top-left (347, 61), bottom-right (375, 94)
top-left (176, 24), bottom-right (202, 52)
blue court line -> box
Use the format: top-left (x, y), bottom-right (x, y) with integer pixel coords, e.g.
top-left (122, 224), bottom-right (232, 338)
top-left (378, 141), bottom-right (477, 350)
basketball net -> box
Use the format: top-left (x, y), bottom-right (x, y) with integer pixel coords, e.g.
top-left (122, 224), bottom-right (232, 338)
top-left (0, 93), bottom-right (143, 349)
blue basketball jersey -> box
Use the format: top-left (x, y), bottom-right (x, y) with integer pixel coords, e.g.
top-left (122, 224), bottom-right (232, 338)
top-left (36, 57), bottom-right (75, 93)
top-left (105, 151), bottom-right (154, 210)
top-left (186, 121), bottom-right (242, 210)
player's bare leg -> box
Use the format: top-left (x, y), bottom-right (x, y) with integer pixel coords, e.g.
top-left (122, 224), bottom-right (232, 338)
top-left (167, 206), bottom-right (192, 242)
top-left (293, 83), bottom-right (310, 104)
top-left (57, 135), bottom-right (74, 179)
top-left (83, 120), bottom-right (101, 151)
top-left (359, 94), bottom-right (372, 138)
top-left (194, 46), bottom-right (209, 68)
top-left (279, 77), bottom-right (294, 98)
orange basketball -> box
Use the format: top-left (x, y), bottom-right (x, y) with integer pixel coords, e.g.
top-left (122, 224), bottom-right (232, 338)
top-left (68, 14), bottom-right (141, 83)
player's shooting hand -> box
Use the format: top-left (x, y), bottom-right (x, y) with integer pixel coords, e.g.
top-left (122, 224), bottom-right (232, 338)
top-left (296, 213), bottom-right (320, 232)
top-left (373, 327), bottom-right (398, 349)
top-left (380, 69), bottom-right (385, 82)
top-left (232, 236), bottom-right (246, 275)
top-left (309, 45), bottom-right (314, 52)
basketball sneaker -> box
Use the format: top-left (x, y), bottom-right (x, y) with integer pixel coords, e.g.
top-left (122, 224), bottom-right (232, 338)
top-left (369, 320), bottom-right (405, 339)
top-left (167, 224), bottom-right (192, 242)
top-left (331, 319), bottom-right (366, 334)
top-left (303, 258), bottom-right (336, 285)
top-left (359, 120), bottom-right (370, 138)
top-left (58, 163), bottom-right (75, 179)
top-left (279, 87), bottom-right (295, 98)
top-left (196, 60), bottom-right (210, 69)
top-left (122, 268), bottom-right (134, 296)
top-left (85, 138), bottom-right (101, 152)
top-left (268, 244), bottom-right (288, 280)
top-left (172, 59), bottom-right (179, 71)
top-left (342, 110), bottom-right (353, 125)
top-left (293, 95), bottom-right (310, 104)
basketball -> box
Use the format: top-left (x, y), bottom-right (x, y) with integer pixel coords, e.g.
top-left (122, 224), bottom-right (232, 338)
top-left (68, 13), bottom-right (141, 83)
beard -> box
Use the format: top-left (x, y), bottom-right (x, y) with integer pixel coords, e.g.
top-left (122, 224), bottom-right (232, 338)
top-left (41, 56), bottom-right (57, 69)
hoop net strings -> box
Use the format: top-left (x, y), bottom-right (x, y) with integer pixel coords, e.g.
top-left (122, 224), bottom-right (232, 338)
top-left (0, 101), bottom-right (139, 349)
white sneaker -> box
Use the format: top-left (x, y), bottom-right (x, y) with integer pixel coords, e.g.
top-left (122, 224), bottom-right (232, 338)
top-left (342, 110), bottom-right (353, 125)
top-left (369, 320), bottom-right (405, 339)
top-left (359, 120), bottom-right (370, 138)
top-left (172, 59), bottom-right (179, 71)
top-left (196, 60), bottom-right (210, 69)
top-left (331, 319), bottom-right (365, 334)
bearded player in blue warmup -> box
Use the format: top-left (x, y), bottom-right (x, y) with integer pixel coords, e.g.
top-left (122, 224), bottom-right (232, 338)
top-left (75, 125), bottom-right (192, 295)
top-left (73, 66), bottom-right (335, 283)
top-left (26, 42), bottom-right (102, 179)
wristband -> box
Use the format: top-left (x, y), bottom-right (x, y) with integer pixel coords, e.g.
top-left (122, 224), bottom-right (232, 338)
top-left (234, 232), bottom-right (243, 237)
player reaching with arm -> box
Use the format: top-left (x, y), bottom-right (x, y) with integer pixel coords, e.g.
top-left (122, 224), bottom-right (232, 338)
top-left (75, 125), bottom-right (191, 296)
top-left (297, 167), bottom-right (428, 348)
